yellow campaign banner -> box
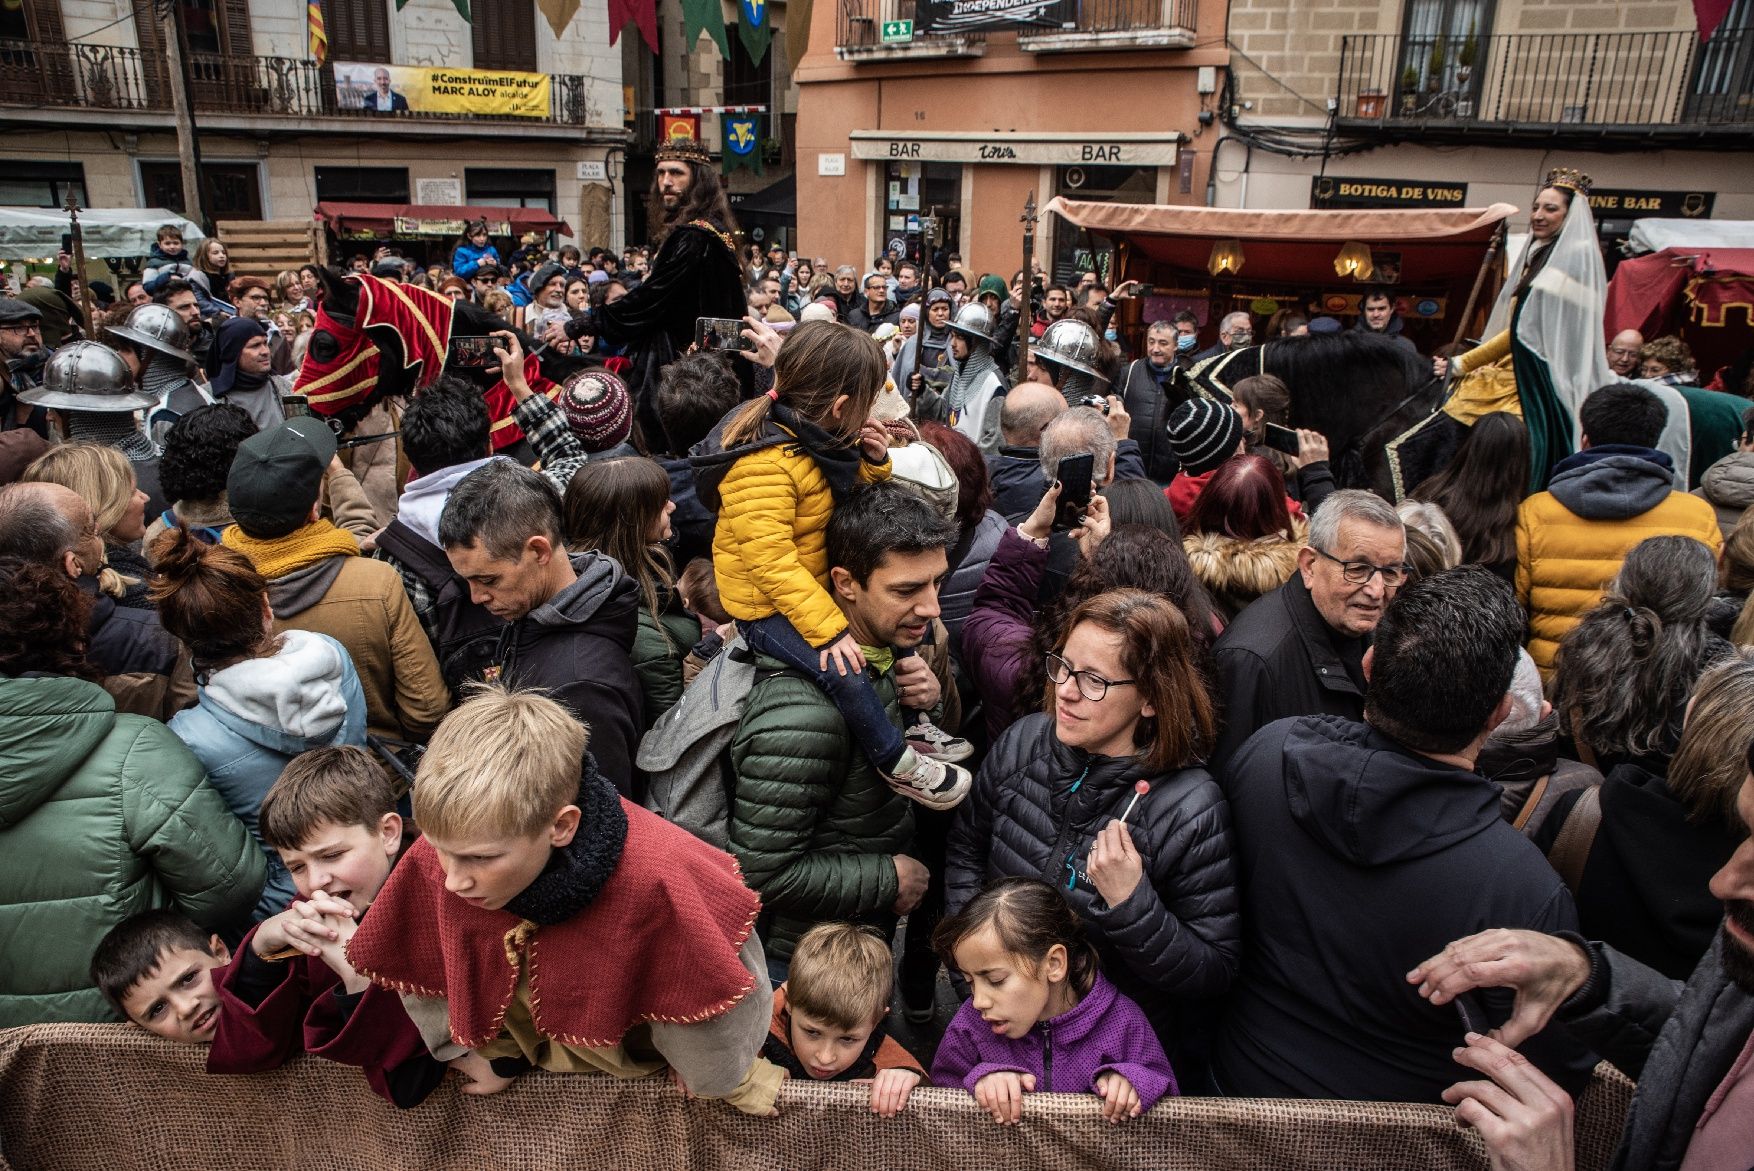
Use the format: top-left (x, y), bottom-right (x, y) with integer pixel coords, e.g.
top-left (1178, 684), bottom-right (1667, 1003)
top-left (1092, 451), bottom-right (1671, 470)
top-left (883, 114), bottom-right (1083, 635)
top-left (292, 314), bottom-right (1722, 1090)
top-left (334, 62), bottom-right (551, 119)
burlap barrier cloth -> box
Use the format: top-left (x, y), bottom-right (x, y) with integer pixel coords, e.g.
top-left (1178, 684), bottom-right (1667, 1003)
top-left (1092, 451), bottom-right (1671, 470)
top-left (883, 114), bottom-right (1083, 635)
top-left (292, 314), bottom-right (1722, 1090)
top-left (0, 1024), bottom-right (1632, 1170)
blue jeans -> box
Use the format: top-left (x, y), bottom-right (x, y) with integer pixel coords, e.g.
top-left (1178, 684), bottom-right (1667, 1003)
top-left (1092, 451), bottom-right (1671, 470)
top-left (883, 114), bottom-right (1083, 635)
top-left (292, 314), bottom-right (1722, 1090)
top-left (740, 614), bottom-right (910, 774)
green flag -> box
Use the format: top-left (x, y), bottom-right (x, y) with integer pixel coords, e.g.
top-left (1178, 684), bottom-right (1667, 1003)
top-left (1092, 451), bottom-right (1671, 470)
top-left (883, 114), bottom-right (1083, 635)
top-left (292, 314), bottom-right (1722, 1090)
top-left (722, 112), bottom-right (762, 175)
top-left (682, 0), bottom-right (730, 57)
top-left (397, 0), bottom-right (470, 18)
top-left (736, 0), bottom-right (770, 66)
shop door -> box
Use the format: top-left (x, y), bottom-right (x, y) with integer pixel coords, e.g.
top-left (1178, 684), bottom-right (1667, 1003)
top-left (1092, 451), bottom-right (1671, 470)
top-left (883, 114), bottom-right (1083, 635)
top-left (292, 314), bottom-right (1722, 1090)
top-left (884, 161), bottom-right (961, 272)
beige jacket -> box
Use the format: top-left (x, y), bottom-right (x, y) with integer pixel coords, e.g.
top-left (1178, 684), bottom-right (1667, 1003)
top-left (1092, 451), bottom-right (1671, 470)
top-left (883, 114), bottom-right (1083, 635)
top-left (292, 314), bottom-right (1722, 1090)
top-left (271, 556), bottom-right (449, 741)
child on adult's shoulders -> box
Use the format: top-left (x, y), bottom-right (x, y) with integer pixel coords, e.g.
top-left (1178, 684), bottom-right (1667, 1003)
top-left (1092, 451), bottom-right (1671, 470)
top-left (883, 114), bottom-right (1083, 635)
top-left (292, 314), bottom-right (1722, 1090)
top-left (202, 745), bottom-right (450, 1107)
top-left (345, 685), bottom-right (785, 1114)
top-left (763, 922), bottom-right (927, 1117)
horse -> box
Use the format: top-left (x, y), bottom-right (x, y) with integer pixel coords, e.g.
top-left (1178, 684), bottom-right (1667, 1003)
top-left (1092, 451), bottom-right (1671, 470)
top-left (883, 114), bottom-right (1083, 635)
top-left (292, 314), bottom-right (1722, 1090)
top-left (294, 268), bottom-right (592, 458)
top-left (1172, 330), bottom-right (1448, 501)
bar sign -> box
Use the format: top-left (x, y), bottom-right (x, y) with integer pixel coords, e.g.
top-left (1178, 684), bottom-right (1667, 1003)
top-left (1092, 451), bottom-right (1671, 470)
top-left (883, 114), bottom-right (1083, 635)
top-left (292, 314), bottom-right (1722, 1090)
top-left (881, 19), bottom-right (913, 41)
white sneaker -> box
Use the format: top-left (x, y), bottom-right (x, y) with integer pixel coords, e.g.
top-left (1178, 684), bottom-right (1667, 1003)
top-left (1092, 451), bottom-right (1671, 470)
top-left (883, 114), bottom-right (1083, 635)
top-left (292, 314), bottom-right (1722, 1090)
top-left (905, 719), bottom-right (974, 764)
top-left (885, 752), bottom-right (972, 811)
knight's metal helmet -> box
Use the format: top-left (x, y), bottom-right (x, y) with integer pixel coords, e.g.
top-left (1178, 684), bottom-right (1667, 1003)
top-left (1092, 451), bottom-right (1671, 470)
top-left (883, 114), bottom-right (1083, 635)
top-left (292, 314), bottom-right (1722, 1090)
top-left (17, 341), bottom-right (157, 411)
top-left (106, 302), bottom-right (194, 363)
top-left (947, 301), bottom-right (995, 345)
top-left (1035, 319), bottom-right (1101, 379)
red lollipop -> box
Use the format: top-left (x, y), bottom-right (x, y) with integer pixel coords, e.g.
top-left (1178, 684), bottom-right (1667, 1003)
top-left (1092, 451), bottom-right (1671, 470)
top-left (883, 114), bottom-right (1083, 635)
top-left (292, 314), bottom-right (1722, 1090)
top-left (1119, 780), bottom-right (1151, 826)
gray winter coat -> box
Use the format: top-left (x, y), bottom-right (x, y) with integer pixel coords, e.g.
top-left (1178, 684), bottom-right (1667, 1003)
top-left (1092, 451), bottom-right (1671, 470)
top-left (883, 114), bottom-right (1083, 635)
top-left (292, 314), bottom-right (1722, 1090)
top-left (1692, 450), bottom-right (1754, 538)
top-left (1561, 933), bottom-right (1754, 1171)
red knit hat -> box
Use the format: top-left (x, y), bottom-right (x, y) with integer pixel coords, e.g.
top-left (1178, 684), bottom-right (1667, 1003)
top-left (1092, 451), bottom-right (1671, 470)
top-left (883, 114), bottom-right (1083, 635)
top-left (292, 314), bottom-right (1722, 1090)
top-left (559, 368), bottom-right (633, 452)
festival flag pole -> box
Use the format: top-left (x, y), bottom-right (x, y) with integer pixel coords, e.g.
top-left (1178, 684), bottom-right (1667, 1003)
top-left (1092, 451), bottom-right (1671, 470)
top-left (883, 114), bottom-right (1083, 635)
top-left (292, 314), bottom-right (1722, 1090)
top-left (64, 191), bottom-right (96, 339)
top-left (1450, 221), bottom-right (1505, 350)
top-left (1017, 190), bottom-right (1036, 384)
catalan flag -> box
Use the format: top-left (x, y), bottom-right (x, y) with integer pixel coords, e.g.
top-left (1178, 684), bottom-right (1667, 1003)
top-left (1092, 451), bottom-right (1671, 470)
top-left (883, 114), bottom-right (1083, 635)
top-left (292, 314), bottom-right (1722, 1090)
top-left (308, 0), bottom-right (328, 66)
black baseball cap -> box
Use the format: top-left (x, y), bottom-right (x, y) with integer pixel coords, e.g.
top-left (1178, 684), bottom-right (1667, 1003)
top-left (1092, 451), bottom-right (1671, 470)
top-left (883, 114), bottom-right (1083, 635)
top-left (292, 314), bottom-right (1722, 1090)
top-left (227, 416), bottom-right (338, 538)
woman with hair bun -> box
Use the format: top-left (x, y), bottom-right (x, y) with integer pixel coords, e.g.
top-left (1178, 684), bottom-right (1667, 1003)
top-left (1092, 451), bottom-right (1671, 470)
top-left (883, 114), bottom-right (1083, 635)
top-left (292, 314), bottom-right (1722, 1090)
top-left (151, 527), bottom-right (368, 921)
top-left (1535, 650), bottom-right (1754, 979)
top-left (1550, 535), bottom-right (1732, 775)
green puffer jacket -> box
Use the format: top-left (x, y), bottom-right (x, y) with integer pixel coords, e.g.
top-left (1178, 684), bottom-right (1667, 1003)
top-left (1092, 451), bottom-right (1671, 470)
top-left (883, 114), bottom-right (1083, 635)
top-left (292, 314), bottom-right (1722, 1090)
top-left (632, 603), bottom-right (702, 728)
top-left (728, 656), bottom-right (916, 964)
top-left (0, 675), bottom-right (268, 1025)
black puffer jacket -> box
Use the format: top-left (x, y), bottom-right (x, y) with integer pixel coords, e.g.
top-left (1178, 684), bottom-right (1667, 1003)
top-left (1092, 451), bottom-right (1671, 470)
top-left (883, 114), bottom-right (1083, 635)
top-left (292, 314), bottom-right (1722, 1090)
top-left (945, 712), bottom-right (1241, 1037)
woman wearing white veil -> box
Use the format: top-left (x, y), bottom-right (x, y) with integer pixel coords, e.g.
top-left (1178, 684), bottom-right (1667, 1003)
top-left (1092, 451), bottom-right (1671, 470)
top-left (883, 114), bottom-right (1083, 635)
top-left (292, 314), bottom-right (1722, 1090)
top-left (1438, 167), bottom-right (1612, 490)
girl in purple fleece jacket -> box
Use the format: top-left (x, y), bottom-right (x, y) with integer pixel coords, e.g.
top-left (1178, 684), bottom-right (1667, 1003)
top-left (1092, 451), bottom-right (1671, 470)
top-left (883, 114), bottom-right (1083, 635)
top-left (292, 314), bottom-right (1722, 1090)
top-left (931, 877), bottom-right (1177, 1125)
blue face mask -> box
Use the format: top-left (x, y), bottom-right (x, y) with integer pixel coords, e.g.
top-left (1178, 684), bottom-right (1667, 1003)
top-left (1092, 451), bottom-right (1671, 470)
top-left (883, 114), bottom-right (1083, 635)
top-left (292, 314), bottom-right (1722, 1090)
top-left (1176, 333), bottom-right (1196, 351)
top-left (1104, 328), bottom-right (1118, 343)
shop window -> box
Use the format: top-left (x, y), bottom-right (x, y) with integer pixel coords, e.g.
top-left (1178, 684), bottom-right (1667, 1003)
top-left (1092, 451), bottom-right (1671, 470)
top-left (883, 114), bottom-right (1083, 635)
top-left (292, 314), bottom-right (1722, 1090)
top-left (1052, 165), bottom-right (1153, 284)
top-left (884, 161), bottom-right (959, 268)
top-left (315, 166), bottom-right (410, 203)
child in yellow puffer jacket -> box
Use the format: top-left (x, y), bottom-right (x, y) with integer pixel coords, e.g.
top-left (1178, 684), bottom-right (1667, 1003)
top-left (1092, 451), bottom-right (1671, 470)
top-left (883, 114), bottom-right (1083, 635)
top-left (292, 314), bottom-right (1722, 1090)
top-left (692, 320), bottom-right (973, 807)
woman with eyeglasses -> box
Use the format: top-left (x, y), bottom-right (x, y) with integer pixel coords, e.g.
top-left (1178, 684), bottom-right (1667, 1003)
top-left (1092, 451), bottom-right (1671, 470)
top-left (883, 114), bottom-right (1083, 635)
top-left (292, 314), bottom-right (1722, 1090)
top-left (946, 587), bottom-right (1240, 1056)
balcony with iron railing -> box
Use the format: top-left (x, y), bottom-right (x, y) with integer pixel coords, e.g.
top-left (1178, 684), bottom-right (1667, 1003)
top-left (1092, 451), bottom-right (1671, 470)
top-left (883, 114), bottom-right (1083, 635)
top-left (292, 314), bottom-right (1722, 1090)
top-left (835, 0), bottom-right (1194, 58)
top-left (835, 0), bottom-right (986, 60)
top-left (1016, 0), bottom-right (1196, 52)
top-left (1335, 29), bottom-right (1754, 145)
top-left (0, 40), bottom-right (597, 129)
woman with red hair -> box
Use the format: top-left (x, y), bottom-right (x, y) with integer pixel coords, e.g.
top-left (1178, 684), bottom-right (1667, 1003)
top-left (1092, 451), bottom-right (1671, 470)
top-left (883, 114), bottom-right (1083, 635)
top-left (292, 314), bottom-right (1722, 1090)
top-left (1181, 454), bottom-right (1308, 622)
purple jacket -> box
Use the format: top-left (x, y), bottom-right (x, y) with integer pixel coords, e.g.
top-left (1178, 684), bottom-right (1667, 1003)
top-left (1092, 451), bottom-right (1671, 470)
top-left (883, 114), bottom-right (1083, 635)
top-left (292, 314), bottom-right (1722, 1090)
top-left (961, 525), bottom-right (1044, 741)
top-left (931, 971), bottom-right (1178, 1111)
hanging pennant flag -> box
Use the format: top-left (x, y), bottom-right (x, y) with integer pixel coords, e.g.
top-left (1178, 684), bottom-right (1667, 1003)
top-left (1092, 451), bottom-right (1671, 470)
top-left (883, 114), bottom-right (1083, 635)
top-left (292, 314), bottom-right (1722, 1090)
top-left (1694, 0), bottom-right (1735, 39)
top-left (307, 0), bottom-right (328, 66)
top-left (722, 111), bottom-right (762, 175)
top-left (737, 0), bottom-right (770, 66)
top-left (659, 111), bottom-right (703, 143)
top-left (607, 0), bottom-right (660, 52)
top-left (396, 0), bottom-right (470, 22)
top-left (681, 0), bottom-right (731, 58)
top-left (785, 0), bottom-right (812, 74)
top-left (535, 0), bottom-right (581, 39)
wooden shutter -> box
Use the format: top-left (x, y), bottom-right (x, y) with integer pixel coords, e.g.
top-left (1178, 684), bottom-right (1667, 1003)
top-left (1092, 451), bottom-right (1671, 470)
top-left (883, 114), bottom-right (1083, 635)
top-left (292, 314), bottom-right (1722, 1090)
top-left (24, 0), bottom-right (66, 41)
top-left (221, 0), bottom-right (253, 56)
top-left (330, 0), bottom-right (392, 61)
top-left (472, 0), bottom-right (537, 72)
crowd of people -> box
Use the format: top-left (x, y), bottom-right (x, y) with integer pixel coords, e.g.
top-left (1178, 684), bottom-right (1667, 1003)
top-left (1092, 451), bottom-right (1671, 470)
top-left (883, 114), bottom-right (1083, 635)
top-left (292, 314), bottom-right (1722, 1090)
top-left (1, 146), bottom-right (1753, 1171)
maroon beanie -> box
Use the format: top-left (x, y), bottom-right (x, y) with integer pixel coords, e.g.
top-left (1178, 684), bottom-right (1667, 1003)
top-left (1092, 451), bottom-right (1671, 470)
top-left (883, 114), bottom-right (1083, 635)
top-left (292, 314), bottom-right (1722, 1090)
top-left (559, 369), bottom-right (633, 453)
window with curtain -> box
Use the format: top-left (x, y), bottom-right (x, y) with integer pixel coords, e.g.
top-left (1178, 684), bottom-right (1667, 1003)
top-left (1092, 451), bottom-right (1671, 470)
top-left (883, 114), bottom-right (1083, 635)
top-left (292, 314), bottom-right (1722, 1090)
top-left (1398, 0), bottom-right (1490, 93)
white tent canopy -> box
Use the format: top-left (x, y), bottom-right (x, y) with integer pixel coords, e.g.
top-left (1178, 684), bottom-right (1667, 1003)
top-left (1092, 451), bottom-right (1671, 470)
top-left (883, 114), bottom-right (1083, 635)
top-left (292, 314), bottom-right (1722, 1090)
top-left (0, 207), bottom-right (205, 261)
top-left (1627, 218), bottom-right (1754, 255)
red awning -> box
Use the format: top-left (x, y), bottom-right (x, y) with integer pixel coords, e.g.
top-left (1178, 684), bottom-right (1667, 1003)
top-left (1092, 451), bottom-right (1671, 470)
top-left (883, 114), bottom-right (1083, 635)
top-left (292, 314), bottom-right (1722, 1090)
top-left (1044, 198), bottom-right (1516, 286)
top-left (313, 202), bottom-right (573, 239)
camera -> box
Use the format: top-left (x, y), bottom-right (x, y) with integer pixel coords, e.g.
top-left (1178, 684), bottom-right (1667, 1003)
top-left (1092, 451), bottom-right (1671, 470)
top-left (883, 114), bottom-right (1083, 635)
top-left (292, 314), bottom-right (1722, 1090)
top-left (1076, 394), bottom-right (1110, 415)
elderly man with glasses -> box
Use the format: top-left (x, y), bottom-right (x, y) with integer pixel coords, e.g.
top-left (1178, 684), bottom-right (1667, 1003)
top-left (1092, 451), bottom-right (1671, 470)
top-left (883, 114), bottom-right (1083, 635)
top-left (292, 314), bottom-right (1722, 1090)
top-left (1209, 490), bottom-right (1408, 771)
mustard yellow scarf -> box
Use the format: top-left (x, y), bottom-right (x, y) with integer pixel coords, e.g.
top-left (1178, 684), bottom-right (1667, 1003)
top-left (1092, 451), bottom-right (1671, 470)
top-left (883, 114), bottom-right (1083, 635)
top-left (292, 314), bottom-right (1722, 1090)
top-left (221, 519), bottom-right (360, 580)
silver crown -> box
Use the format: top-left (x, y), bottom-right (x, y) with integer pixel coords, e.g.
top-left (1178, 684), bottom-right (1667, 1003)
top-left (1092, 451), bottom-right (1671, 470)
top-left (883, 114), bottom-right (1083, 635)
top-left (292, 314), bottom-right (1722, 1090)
top-left (18, 341), bottom-right (157, 412)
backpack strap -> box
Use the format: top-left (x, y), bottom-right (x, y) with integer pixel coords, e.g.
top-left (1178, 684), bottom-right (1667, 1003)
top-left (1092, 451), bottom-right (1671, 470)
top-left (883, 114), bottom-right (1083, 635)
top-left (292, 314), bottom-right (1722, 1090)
top-left (1546, 784), bottom-right (1603, 897)
top-left (1512, 774), bottom-right (1551, 832)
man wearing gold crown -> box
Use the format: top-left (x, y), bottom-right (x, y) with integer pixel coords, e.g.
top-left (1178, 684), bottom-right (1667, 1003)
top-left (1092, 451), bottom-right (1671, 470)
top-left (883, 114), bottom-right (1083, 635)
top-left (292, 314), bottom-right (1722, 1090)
top-left (544, 139), bottom-right (747, 445)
